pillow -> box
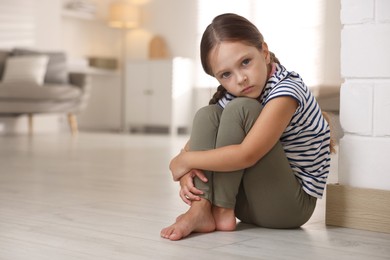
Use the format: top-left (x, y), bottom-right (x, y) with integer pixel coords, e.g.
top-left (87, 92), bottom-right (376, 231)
top-left (12, 48), bottom-right (68, 84)
top-left (1, 55), bottom-right (49, 85)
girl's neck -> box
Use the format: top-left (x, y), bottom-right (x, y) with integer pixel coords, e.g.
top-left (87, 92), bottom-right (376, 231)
top-left (267, 62), bottom-right (276, 79)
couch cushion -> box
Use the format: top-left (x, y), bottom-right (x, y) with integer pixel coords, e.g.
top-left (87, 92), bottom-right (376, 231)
top-left (2, 55), bottom-right (49, 85)
top-left (0, 83), bottom-right (82, 101)
top-left (12, 48), bottom-right (69, 84)
top-left (0, 50), bottom-right (10, 80)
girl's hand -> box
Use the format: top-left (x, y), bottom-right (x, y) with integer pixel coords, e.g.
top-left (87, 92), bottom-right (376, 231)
top-left (170, 149), bottom-right (191, 181)
top-left (179, 169), bottom-right (208, 205)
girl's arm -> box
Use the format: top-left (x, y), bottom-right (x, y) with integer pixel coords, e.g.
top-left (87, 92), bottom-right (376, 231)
top-left (170, 96), bottom-right (298, 181)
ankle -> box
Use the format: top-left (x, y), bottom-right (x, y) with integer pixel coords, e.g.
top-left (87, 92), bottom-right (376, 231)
top-left (213, 206), bottom-right (233, 213)
top-left (192, 197), bottom-right (212, 209)
top-left (212, 206), bottom-right (236, 231)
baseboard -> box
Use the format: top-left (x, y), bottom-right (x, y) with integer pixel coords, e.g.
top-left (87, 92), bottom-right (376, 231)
top-left (129, 125), bottom-right (189, 135)
top-left (326, 184), bottom-right (390, 234)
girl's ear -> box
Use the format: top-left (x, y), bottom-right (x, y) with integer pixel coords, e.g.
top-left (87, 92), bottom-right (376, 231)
top-left (262, 42), bottom-right (271, 64)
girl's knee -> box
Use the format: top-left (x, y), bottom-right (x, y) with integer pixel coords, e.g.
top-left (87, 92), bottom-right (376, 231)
top-left (225, 98), bottom-right (263, 115)
top-left (193, 105), bottom-right (223, 126)
top-left (223, 98), bottom-right (263, 128)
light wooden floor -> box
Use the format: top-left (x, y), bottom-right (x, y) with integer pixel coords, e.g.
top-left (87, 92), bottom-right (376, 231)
top-left (0, 133), bottom-right (389, 260)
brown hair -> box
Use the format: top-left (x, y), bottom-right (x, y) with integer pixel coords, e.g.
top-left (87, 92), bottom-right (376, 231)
top-left (200, 13), bottom-right (280, 105)
top-left (322, 112), bottom-right (337, 154)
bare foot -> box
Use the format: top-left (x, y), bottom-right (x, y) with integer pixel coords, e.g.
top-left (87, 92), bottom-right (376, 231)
top-left (212, 206), bottom-right (237, 231)
top-left (175, 214), bottom-right (184, 222)
top-left (160, 199), bottom-right (216, 241)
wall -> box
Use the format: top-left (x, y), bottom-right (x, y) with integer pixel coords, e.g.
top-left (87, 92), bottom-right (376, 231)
top-left (59, 0), bottom-right (197, 63)
top-left (0, 0), bottom-right (35, 49)
top-left (338, 0), bottom-right (390, 190)
top-left (132, 0), bottom-right (197, 60)
top-left (0, 0), bottom-right (62, 51)
top-left (60, 0), bottom-right (121, 62)
top-left (35, 0), bottom-right (63, 50)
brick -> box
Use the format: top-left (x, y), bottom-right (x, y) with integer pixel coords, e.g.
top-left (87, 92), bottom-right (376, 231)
top-left (339, 134), bottom-right (390, 190)
top-left (341, 24), bottom-right (390, 78)
top-left (376, 0), bottom-right (390, 22)
top-left (341, 0), bottom-right (374, 24)
top-left (340, 81), bottom-right (373, 135)
top-left (373, 82), bottom-right (390, 136)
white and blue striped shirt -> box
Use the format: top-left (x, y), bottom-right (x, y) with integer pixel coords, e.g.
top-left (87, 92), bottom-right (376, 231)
top-left (218, 63), bottom-right (331, 199)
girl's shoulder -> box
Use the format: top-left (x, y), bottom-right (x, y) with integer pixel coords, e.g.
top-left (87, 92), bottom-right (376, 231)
top-left (266, 67), bottom-right (306, 94)
top-left (262, 65), bottom-right (313, 109)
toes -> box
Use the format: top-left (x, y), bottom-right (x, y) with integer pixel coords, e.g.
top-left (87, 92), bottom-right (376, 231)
top-left (161, 225), bottom-right (183, 240)
top-left (160, 227), bottom-right (173, 239)
top-left (169, 232), bottom-right (180, 241)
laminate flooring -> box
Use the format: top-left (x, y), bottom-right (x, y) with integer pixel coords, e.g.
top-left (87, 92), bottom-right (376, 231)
top-left (0, 133), bottom-right (389, 260)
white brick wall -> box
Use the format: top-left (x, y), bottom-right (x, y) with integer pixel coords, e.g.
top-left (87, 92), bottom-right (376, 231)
top-left (339, 0), bottom-right (390, 190)
top-left (341, 0), bottom-right (373, 24)
top-left (377, 0), bottom-right (390, 22)
top-left (341, 24), bottom-right (390, 78)
top-left (340, 80), bottom-right (390, 136)
top-left (339, 135), bottom-right (390, 190)
top-left (373, 82), bottom-right (390, 136)
top-left (340, 81), bottom-right (373, 135)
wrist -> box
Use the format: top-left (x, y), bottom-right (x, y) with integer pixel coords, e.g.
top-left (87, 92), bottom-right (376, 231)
top-left (181, 151), bottom-right (191, 170)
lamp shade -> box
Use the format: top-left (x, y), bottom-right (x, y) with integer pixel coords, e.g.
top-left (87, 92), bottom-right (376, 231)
top-left (108, 2), bottom-right (139, 29)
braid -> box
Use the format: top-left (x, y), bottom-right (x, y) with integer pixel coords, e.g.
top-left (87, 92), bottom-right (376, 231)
top-left (209, 85), bottom-right (227, 105)
top-left (269, 51), bottom-right (280, 65)
top-left (322, 111), bottom-right (337, 154)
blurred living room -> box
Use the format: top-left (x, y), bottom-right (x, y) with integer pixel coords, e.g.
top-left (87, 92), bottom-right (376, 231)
top-left (0, 0), bottom-right (389, 259)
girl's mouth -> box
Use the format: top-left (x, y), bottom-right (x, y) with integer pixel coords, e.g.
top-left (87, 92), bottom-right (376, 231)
top-left (242, 86), bottom-right (254, 94)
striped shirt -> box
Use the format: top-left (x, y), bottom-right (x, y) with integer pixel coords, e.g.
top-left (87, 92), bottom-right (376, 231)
top-left (217, 63), bottom-right (331, 199)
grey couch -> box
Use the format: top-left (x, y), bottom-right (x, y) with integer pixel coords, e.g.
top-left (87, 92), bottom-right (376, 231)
top-left (0, 48), bottom-right (90, 135)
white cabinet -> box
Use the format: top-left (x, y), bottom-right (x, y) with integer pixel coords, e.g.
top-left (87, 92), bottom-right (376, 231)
top-left (126, 58), bottom-right (193, 134)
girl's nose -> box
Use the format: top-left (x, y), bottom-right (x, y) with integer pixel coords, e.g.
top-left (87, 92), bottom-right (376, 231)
top-left (238, 73), bottom-right (248, 85)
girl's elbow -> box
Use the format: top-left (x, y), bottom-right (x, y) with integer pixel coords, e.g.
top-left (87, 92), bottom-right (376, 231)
top-left (241, 153), bottom-right (259, 168)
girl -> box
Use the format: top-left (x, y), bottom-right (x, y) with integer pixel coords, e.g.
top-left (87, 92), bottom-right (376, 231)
top-left (161, 13), bottom-right (333, 241)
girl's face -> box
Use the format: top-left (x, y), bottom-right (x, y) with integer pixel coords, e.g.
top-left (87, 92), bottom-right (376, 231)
top-left (209, 41), bottom-right (271, 99)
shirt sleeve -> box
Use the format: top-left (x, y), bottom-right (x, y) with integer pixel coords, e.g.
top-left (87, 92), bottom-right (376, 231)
top-left (263, 79), bottom-right (306, 115)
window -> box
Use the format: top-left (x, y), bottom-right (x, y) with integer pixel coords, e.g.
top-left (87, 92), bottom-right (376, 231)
top-left (0, 0), bottom-right (35, 48)
top-left (195, 0), bottom-right (337, 89)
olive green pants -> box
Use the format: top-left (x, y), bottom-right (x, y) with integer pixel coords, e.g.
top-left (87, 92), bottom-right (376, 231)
top-left (189, 98), bottom-right (316, 228)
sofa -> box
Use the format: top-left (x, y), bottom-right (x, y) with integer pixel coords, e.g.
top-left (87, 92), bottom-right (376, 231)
top-left (0, 48), bottom-right (90, 135)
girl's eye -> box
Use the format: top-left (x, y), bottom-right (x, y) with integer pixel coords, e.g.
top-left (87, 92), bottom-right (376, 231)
top-left (242, 59), bottom-right (251, 66)
top-left (221, 72), bottom-right (231, 79)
